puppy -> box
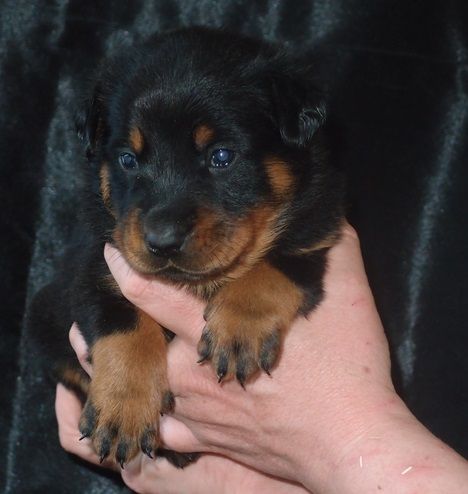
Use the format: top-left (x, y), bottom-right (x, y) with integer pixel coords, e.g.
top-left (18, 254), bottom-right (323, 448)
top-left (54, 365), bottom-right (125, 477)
top-left (30, 27), bottom-right (344, 468)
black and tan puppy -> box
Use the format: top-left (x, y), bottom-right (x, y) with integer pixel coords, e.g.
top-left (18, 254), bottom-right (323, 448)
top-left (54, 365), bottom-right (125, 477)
top-left (30, 27), bottom-right (344, 468)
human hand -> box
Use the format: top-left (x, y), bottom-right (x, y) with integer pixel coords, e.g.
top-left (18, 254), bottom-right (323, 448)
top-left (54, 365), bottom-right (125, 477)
top-left (57, 223), bottom-right (468, 493)
top-left (56, 380), bottom-right (309, 494)
top-left (99, 222), bottom-right (399, 493)
top-left (57, 329), bottom-right (310, 493)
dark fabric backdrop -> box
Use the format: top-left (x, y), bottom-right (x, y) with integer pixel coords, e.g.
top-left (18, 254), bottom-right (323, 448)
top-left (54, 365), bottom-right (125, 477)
top-left (1, 1), bottom-right (467, 492)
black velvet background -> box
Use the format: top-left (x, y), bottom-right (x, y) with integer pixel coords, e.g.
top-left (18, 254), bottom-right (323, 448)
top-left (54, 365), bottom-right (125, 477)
top-left (1, 1), bottom-right (467, 492)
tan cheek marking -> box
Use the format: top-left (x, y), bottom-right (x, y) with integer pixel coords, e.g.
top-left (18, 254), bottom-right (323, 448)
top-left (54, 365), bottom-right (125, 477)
top-left (114, 208), bottom-right (146, 269)
top-left (129, 127), bottom-right (144, 153)
top-left (193, 124), bottom-right (215, 150)
top-left (228, 204), bottom-right (284, 278)
top-left (99, 162), bottom-right (114, 214)
top-left (264, 157), bottom-right (295, 197)
top-left (195, 204), bottom-right (283, 286)
top-left (191, 208), bottom-right (222, 251)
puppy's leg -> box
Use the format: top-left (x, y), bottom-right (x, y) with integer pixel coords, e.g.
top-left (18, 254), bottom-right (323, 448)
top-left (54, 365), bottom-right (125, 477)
top-left (58, 314), bottom-right (195, 468)
top-left (57, 362), bottom-right (90, 404)
top-left (199, 253), bottom-right (326, 385)
top-left (78, 308), bottom-right (172, 466)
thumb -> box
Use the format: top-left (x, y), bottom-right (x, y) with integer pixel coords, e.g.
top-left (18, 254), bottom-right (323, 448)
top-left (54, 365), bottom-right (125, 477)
top-left (104, 243), bottom-right (205, 345)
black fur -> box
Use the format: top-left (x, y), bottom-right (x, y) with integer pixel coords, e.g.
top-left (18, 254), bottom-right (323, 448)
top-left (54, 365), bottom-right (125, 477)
top-left (29, 27), bottom-right (343, 468)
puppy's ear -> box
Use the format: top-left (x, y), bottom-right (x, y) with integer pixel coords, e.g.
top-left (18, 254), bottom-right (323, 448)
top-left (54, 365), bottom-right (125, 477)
top-left (271, 74), bottom-right (326, 148)
top-left (75, 85), bottom-right (106, 159)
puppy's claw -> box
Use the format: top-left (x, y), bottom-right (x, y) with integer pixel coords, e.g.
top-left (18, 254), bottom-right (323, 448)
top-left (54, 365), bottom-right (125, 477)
top-left (143, 448), bottom-right (154, 459)
top-left (161, 390), bottom-right (175, 414)
top-left (141, 428), bottom-right (157, 460)
top-left (236, 370), bottom-right (247, 389)
top-left (216, 352), bottom-right (228, 383)
top-left (116, 442), bottom-right (128, 468)
top-left (260, 360), bottom-right (273, 376)
top-left (78, 402), bottom-right (97, 439)
top-left (259, 329), bottom-right (280, 375)
top-left (97, 433), bottom-right (112, 464)
top-left (197, 329), bottom-right (213, 362)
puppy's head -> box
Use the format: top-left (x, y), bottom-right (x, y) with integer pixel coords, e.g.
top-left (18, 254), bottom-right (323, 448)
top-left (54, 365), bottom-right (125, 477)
top-left (78, 28), bottom-right (327, 284)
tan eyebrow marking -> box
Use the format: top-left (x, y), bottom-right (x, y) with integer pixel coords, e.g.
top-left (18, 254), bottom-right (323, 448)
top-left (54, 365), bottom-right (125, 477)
top-left (129, 127), bottom-right (144, 153)
top-left (193, 124), bottom-right (215, 150)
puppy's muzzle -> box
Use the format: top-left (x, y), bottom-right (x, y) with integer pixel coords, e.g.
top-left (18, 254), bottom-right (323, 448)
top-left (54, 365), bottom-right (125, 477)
top-left (143, 207), bottom-right (195, 258)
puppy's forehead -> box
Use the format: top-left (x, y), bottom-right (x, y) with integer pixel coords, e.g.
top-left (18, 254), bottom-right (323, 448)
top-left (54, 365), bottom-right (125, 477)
top-left (131, 90), bottom-right (205, 130)
top-left (128, 89), bottom-right (237, 148)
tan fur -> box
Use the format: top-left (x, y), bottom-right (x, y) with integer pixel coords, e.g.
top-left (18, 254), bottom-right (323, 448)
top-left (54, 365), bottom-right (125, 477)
top-left (87, 310), bottom-right (168, 460)
top-left (112, 200), bottom-right (284, 290)
top-left (60, 365), bottom-right (90, 396)
top-left (203, 260), bottom-right (304, 376)
top-left (296, 232), bottom-right (340, 255)
top-left (193, 124), bottom-right (215, 150)
top-left (129, 127), bottom-right (144, 153)
top-left (114, 208), bottom-right (149, 272)
top-left (180, 204), bottom-right (284, 287)
top-left (220, 205), bottom-right (285, 281)
top-left (264, 156), bottom-right (295, 198)
top-left (99, 162), bottom-right (114, 214)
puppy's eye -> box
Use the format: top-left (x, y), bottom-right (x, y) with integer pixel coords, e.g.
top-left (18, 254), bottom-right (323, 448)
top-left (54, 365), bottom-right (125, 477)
top-left (210, 148), bottom-right (234, 168)
top-left (119, 152), bottom-right (138, 170)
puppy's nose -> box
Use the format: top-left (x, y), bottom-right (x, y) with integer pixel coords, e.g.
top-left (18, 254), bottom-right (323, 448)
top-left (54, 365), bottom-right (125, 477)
top-left (144, 222), bottom-right (189, 257)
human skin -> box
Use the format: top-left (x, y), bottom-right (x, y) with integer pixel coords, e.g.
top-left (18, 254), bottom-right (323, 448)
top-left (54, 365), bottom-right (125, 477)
top-left (56, 224), bottom-right (468, 493)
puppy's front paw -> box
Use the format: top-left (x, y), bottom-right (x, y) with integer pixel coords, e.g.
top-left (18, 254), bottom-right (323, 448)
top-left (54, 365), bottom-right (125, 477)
top-left (198, 296), bottom-right (286, 385)
top-left (197, 261), bottom-right (304, 385)
top-left (79, 313), bottom-right (171, 466)
top-left (79, 384), bottom-right (173, 466)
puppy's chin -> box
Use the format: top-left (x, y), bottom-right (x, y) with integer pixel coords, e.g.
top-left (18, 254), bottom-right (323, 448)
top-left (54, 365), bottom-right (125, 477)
top-left (122, 249), bottom-right (239, 283)
top-left (123, 252), bottom-right (170, 276)
top-left (123, 241), bottom-right (252, 285)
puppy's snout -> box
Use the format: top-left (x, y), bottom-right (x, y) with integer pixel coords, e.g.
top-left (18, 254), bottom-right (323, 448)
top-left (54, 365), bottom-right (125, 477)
top-left (143, 209), bottom-right (195, 258)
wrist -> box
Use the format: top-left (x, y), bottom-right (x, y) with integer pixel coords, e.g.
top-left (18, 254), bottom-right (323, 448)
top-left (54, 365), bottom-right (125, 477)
top-left (283, 385), bottom-right (402, 492)
top-left (321, 399), bottom-right (468, 494)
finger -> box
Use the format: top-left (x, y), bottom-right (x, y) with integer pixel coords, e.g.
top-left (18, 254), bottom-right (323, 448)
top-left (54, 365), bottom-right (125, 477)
top-left (166, 336), bottom-right (222, 400)
top-left (69, 324), bottom-right (93, 377)
top-left (159, 415), bottom-right (206, 453)
top-left (55, 384), bottom-right (118, 471)
top-left (104, 243), bottom-right (205, 344)
top-left (120, 454), bottom-right (217, 494)
top-left (328, 221), bottom-right (365, 277)
top-left (123, 453), bottom-right (310, 494)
